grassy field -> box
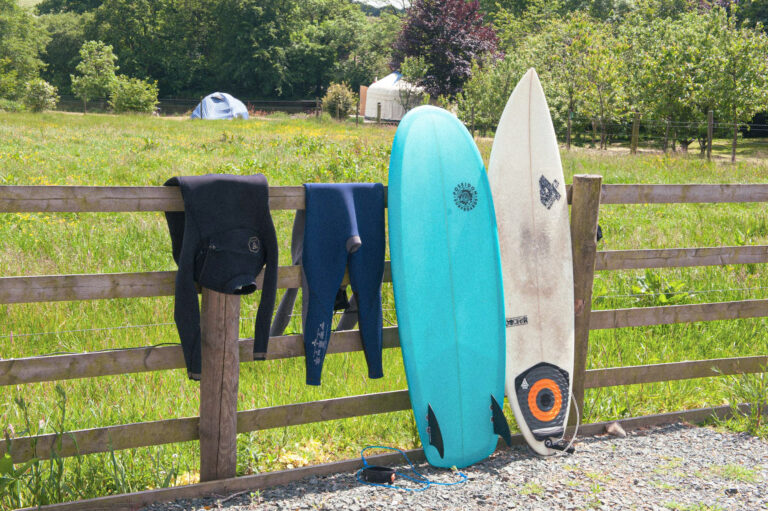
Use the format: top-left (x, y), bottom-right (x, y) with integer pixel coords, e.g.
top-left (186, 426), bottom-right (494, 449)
top-left (1, 111), bottom-right (768, 507)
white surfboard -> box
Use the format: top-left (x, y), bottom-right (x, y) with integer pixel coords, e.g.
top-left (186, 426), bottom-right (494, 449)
top-left (488, 68), bottom-right (575, 456)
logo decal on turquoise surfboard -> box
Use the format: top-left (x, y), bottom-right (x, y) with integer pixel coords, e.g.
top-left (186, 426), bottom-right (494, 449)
top-left (453, 182), bottom-right (478, 211)
top-left (539, 176), bottom-right (561, 209)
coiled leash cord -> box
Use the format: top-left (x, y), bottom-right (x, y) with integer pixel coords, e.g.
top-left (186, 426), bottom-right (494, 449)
top-left (544, 390), bottom-right (581, 455)
top-left (356, 446), bottom-right (468, 492)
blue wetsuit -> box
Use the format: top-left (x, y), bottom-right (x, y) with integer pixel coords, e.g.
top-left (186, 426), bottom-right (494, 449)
top-left (303, 183), bottom-right (385, 385)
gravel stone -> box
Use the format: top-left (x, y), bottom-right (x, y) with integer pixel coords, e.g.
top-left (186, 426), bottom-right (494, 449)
top-left (141, 423), bottom-right (768, 511)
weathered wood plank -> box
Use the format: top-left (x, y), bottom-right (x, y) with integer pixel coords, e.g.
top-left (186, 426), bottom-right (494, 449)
top-left (569, 175), bottom-right (603, 424)
top-left (0, 185), bottom-right (305, 212)
top-left (3, 184), bottom-right (768, 213)
top-left (584, 356), bottom-right (768, 388)
top-left (236, 389), bottom-right (411, 433)
top-left (0, 390), bottom-right (410, 463)
top-left (19, 403), bottom-right (761, 511)
top-left (599, 184), bottom-right (768, 204)
top-left (0, 262), bottom-right (391, 304)
top-left (199, 290), bottom-right (240, 481)
top-left (589, 299), bottom-right (768, 330)
top-left (596, 245), bottom-right (768, 271)
top-left (0, 271), bottom-right (177, 304)
top-left (0, 327), bottom-right (401, 386)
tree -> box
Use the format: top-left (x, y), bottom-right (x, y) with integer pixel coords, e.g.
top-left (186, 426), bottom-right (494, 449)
top-left (38, 12), bottom-right (91, 95)
top-left (523, 13), bottom-right (594, 148)
top-left (398, 55), bottom-right (428, 113)
top-left (707, 9), bottom-right (768, 161)
top-left (578, 21), bottom-right (625, 149)
top-left (0, 0), bottom-right (49, 101)
top-left (456, 54), bottom-right (526, 135)
top-left (390, 0), bottom-right (498, 98)
top-left (70, 40), bottom-right (118, 113)
top-left (88, 0), bottom-right (212, 97)
top-left (285, 0), bottom-right (368, 97)
top-left (36, 0), bottom-right (103, 14)
top-left (332, 11), bottom-right (402, 93)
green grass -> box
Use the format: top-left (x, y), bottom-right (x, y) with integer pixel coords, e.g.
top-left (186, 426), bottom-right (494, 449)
top-left (2, 111), bottom-right (768, 506)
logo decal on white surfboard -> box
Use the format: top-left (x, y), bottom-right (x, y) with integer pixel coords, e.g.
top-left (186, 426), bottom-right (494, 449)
top-left (539, 176), bottom-right (561, 209)
top-left (506, 316), bottom-right (528, 327)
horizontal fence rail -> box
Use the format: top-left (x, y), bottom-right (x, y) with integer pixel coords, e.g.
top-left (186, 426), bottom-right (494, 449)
top-left (590, 299), bottom-right (768, 329)
top-left (0, 327), bottom-right (401, 386)
top-left (0, 390), bottom-right (412, 462)
top-left (0, 264), bottom-right (393, 304)
top-left (4, 183), bottom-right (768, 214)
top-left (595, 245), bottom-right (768, 271)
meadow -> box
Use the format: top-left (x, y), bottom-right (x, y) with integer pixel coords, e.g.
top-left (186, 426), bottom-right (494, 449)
top-left (1, 111), bottom-right (767, 506)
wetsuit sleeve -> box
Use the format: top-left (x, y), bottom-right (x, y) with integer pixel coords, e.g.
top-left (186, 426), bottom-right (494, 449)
top-left (253, 212), bottom-right (278, 360)
top-left (174, 220), bottom-right (203, 380)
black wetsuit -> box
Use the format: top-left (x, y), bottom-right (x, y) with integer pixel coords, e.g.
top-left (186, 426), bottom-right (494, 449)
top-left (164, 174), bottom-right (278, 380)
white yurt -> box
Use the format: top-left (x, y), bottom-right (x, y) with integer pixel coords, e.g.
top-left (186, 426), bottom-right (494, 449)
top-left (363, 72), bottom-right (422, 122)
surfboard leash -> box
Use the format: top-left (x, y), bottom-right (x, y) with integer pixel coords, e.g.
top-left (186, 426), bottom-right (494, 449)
top-left (355, 446), bottom-right (468, 492)
top-left (544, 391), bottom-right (580, 455)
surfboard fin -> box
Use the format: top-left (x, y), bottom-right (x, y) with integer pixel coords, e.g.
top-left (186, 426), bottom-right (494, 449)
top-left (426, 404), bottom-right (444, 458)
top-left (491, 395), bottom-right (513, 446)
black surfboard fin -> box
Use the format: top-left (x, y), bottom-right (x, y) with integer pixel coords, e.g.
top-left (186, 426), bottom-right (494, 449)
top-left (426, 404), bottom-right (444, 458)
top-left (491, 395), bottom-right (513, 447)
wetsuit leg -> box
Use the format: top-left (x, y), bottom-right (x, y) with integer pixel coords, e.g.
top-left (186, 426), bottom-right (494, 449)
top-left (269, 210), bottom-right (305, 337)
top-left (302, 185), bottom-right (353, 385)
top-left (347, 184), bottom-right (385, 379)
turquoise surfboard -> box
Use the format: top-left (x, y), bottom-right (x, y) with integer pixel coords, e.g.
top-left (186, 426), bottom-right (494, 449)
top-left (388, 106), bottom-right (512, 468)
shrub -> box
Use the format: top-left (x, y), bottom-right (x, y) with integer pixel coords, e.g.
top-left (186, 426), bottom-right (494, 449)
top-left (322, 82), bottom-right (356, 120)
top-left (24, 79), bottom-right (60, 112)
top-left (109, 75), bottom-right (159, 113)
top-left (0, 98), bottom-right (24, 112)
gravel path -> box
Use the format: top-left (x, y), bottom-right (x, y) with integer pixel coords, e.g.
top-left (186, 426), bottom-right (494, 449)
top-left (143, 423), bottom-right (767, 511)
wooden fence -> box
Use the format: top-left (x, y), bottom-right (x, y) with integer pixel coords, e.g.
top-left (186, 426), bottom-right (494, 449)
top-left (1, 177), bottom-right (768, 509)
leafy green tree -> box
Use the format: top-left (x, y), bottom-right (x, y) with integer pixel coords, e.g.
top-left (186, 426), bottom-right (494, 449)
top-left (38, 12), bottom-right (91, 95)
top-left (70, 40), bottom-right (118, 113)
top-left (286, 0), bottom-right (367, 97)
top-left (332, 12), bottom-right (402, 93)
top-left (36, 0), bottom-right (104, 14)
top-left (457, 54), bottom-right (526, 135)
top-left (0, 0), bottom-right (49, 100)
top-left (398, 55), bottom-right (428, 112)
top-left (521, 13), bottom-right (594, 147)
top-left (578, 21), bottom-right (625, 149)
top-left (24, 78), bottom-right (59, 112)
top-left (109, 75), bottom-right (158, 113)
top-left (706, 9), bottom-right (768, 161)
top-left (87, 0), bottom-right (211, 97)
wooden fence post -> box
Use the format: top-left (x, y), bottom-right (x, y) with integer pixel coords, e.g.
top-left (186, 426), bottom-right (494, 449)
top-left (630, 110), bottom-right (640, 155)
top-left (376, 102), bottom-right (381, 124)
top-left (199, 288), bottom-right (241, 482)
top-left (707, 110), bottom-right (714, 161)
top-left (569, 174), bottom-right (602, 426)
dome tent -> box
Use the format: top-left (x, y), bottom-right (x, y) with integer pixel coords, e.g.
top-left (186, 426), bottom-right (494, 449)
top-left (364, 72), bottom-right (422, 122)
top-left (190, 92), bottom-right (249, 120)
